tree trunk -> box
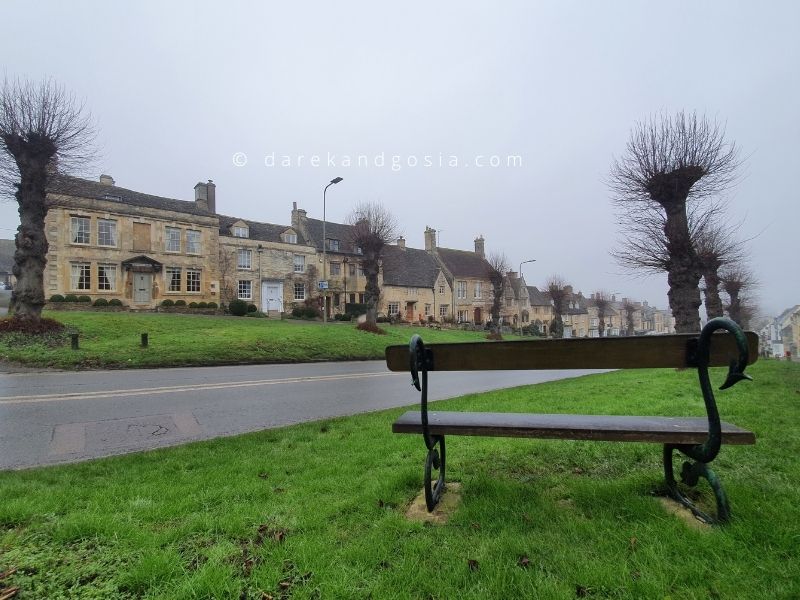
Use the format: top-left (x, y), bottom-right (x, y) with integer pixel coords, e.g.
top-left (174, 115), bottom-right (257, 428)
top-left (727, 288), bottom-right (742, 324)
top-left (701, 261), bottom-right (724, 319)
top-left (598, 316), bottom-right (605, 337)
top-left (11, 164), bottom-right (49, 322)
top-left (663, 205), bottom-right (702, 333)
top-left (363, 250), bottom-right (381, 325)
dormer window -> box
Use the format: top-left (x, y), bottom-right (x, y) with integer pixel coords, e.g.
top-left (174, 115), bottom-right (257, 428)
top-left (233, 226), bottom-right (249, 238)
top-left (355, 245), bottom-right (363, 255)
top-left (282, 231), bottom-right (298, 244)
top-left (326, 239), bottom-right (340, 252)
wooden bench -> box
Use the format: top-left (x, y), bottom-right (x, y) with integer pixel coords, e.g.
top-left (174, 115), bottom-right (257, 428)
top-left (386, 317), bottom-right (757, 524)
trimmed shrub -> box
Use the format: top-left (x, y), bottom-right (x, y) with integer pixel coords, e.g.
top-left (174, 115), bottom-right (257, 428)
top-left (198, 302), bottom-right (208, 309)
top-left (188, 302), bottom-right (199, 308)
top-left (303, 307), bottom-right (320, 319)
top-left (344, 303), bottom-right (368, 317)
top-left (161, 299), bottom-right (174, 307)
top-left (206, 302), bottom-right (218, 309)
top-left (291, 306), bottom-right (304, 318)
top-left (247, 303), bottom-right (258, 313)
top-left (228, 298), bottom-right (249, 316)
top-left (174, 299), bottom-right (187, 307)
top-left (108, 299), bottom-right (123, 306)
top-left (63, 294), bottom-right (79, 302)
top-left (93, 298), bottom-right (109, 307)
top-left (49, 294), bottom-right (65, 303)
top-left (77, 295), bottom-right (92, 303)
top-left (245, 311), bottom-right (267, 318)
top-left (376, 316), bottom-right (390, 323)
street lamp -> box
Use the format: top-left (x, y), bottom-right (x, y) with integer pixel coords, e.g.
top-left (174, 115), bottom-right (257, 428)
top-left (518, 259), bottom-right (536, 336)
top-left (257, 244), bottom-right (263, 312)
top-left (322, 177), bottom-right (343, 323)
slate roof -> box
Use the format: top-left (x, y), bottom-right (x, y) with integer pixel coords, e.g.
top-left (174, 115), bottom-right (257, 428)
top-left (217, 215), bottom-right (307, 245)
top-left (48, 175), bottom-right (213, 217)
top-left (0, 239), bottom-right (14, 273)
top-left (436, 247), bottom-right (491, 279)
top-left (527, 286), bottom-right (552, 306)
top-left (303, 218), bottom-right (360, 254)
top-left (381, 245), bottom-right (441, 288)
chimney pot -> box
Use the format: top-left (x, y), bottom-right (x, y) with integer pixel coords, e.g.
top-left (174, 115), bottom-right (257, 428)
top-left (99, 174), bottom-right (115, 186)
top-left (397, 236), bottom-right (405, 249)
top-left (474, 235), bottom-right (485, 258)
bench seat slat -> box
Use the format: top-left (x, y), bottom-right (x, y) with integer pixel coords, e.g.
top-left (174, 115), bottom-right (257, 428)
top-left (392, 411), bottom-right (756, 445)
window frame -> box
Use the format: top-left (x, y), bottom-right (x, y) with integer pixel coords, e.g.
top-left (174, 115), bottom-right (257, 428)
top-left (97, 264), bottom-right (117, 291)
top-left (70, 262), bottom-right (91, 291)
top-left (97, 219), bottom-right (117, 247)
top-left (187, 269), bottom-right (201, 293)
top-left (165, 227), bottom-right (181, 253)
top-left (294, 282), bottom-right (305, 300)
top-left (166, 267), bottom-right (182, 292)
top-left (238, 279), bottom-right (252, 300)
top-left (71, 216), bottom-right (91, 245)
top-left (388, 302), bottom-right (400, 316)
top-left (233, 226), bottom-right (249, 238)
top-left (186, 230), bottom-right (201, 254)
top-left (237, 248), bottom-right (252, 270)
top-left (293, 254), bottom-right (305, 273)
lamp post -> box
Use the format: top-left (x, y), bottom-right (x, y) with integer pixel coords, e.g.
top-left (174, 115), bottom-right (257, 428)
top-left (518, 259), bottom-right (536, 336)
top-left (322, 177), bottom-right (343, 323)
top-left (342, 256), bottom-right (349, 313)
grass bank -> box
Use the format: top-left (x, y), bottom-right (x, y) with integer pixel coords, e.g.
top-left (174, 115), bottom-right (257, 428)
top-left (1, 361), bottom-right (797, 598)
top-left (0, 311), bottom-right (504, 370)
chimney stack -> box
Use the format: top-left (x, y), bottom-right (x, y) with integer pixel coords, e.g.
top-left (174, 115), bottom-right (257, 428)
top-left (424, 226), bottom-right (437, 252)
top-left (397, 236), bottom-right (405, 249)
top-left (194, 182), bottom-right (209, 212)
top-left (99, 174), bottom-right (115, 186)
top-left (474, 235), bottom-right (485, 258)
top-left (206, 179), bottom-right (216, 213)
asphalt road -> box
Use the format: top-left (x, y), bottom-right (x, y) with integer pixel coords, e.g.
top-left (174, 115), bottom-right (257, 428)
top-left (0, 361), bottom-right (605, 470)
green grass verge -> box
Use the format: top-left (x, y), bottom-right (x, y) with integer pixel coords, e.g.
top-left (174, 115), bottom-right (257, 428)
top-left (0, 311), bottom-right (506, 369)
top-left (1, 361), bottom-right (798, 598)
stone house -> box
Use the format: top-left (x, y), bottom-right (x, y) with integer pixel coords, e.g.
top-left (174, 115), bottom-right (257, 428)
top-left (289, 203), bottom-right (370, 318)
top-left (380, 238), bottom-right (450, 322)
top-left (43, 175), bottom-right (318, 311)
top-left (527, 286), bottom-right (553, 336)
top-left (502, 271), bottom-right (531, 327)
top-left (561, 287), bottom-right (590, 338)
top-left (216, 212), bottom-right (316, 316)
top-left (45, 175), bottom-right (221, 308)
top-left (425, 228), bottom-right (493, 324)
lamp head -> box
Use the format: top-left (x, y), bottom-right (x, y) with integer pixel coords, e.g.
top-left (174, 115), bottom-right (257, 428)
top-left (330, 177), bottom-right (343, 184)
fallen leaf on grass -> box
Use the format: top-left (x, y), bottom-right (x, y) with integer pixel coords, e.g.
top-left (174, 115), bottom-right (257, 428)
top-left (517, 556), bottom-right (531, 568)
top-left (467, 559), bottom-right (479, 571)
top-left (629, 537), bottom-right (637, 550)
top-left (0, 587), bottom-right (20, 600)
top-left (470, 522), bottom-right (481, 530)
top-left (258, 472), bottom-right (269, 479)
top-left (0, 569), bottom-right (16, 581)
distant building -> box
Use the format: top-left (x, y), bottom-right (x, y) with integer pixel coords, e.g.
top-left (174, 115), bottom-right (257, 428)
top-left (0, 238), bottom-right (14, 288)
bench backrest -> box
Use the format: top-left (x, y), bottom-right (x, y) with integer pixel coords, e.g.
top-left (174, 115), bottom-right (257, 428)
top-left (385, 332), bottom-right (759, 372)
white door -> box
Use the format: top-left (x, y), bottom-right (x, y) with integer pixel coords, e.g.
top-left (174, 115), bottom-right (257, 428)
top-left (262, 280), bottom-right (283, 313)
top-left (134, 273), bottom-right (152, 304)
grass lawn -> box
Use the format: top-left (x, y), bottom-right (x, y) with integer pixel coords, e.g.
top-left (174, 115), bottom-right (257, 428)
top-left (1, 360), bottom-right (798, 598)
top-left (0, 311), bottom-right (507, 370)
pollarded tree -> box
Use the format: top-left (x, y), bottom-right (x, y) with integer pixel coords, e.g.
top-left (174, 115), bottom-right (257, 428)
top-left (622, 300), bottom-right (637, 336)
top-left (546, 275), bottom-right (569, 339)
top-left (1, 78), bottom-right (95, 323)
top-left (610, 111), bottom-right (740, 332)
top-left (486, 252), bottom-right (509, 335)
top-left (347, 201), bottom-right (399, 326)
top-left (593, 291), bottom-right (611, 337)
top-left (720, 266), bottom-right (756, 326)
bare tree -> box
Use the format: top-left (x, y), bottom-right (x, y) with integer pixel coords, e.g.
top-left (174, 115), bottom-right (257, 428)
top-left (622, 300), bottom-right (637, 336)
top-left (593, 291), bottom-right (611, 337)
top-left (610, 111), bottom-right (740, 332)
top-left (695, 216), bottom-right (745, 320)
top-left (720, 266), bottom-right (756, 326)
top-left (1, 78), bottom-right (95, 323)
top-left (546, 275), bottom-right (569, 339)
top-left (486, 252), bottom-right (509, 334)
top-left (347, 201), bottom-right (398, 326)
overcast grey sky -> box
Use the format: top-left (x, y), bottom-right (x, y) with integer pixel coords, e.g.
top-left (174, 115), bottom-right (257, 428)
top-left (2, 1), bottom-right (797, 315)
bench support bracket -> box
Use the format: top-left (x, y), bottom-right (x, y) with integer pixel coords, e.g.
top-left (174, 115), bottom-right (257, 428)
top-left (663, 444), bottom-right (730, 524)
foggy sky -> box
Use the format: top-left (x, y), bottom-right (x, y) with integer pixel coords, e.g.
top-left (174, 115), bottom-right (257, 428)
top-left (2, 0), bottom-right (798, 315)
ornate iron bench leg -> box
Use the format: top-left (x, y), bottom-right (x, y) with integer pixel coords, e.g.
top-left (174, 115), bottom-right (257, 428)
top-left (424, 435), bottom-right (446, 511)
top-left (663, 444), bottom-right (730, 524)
